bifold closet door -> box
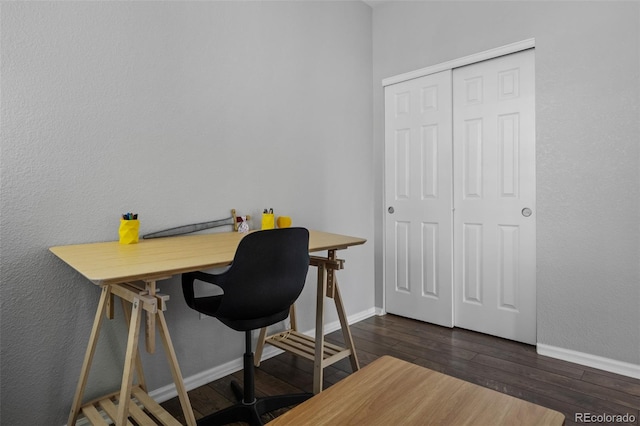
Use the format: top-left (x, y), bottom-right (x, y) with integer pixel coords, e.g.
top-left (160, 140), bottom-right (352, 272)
top-left (384, 70), bottom-right (454, 328)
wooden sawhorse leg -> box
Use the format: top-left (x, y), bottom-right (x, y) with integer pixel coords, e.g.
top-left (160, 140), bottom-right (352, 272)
top-left (67, 282), bottom-right (196, 426)
top-left (312, 250), bottom-right (360, 394)
top-left (68, 286), bottom-right (111, 425)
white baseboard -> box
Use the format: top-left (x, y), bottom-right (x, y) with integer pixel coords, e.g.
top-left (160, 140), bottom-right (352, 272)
top-left (537, 343), bottom-right (640, 379)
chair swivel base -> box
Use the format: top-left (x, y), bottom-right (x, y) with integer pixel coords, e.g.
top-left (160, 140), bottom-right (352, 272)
top-left (196, 380), bottom-right (312, 426)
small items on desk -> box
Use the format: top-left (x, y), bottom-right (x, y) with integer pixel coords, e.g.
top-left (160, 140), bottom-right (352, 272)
top-left (262, 208), bottom-right (275, 230)
top-left (276, 216), bottom-right (292, 228)
top-left (237, 216), bottom-right (250, 233)
top-left (142, 208), bottom-right (251, 239)
top-left (119, 213), bottom-right (139, 244)
top-left (262, 208), bottom-right (293, 229)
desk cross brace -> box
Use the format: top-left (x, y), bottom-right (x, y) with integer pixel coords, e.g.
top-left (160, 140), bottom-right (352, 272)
top-left (68, 280), bottom-right (196, 426)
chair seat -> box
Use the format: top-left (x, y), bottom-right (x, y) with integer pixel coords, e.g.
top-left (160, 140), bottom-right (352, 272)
top-left (193, 295), bottom-right (292, 331)
top-left (192, 295), bottom-right (223, 317)
top-left (218, 308), bottom-right (292, 333)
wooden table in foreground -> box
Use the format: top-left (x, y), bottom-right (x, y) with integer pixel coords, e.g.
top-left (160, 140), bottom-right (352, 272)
top-left (268, 356), bottom-right (565, 426)
top-left (50, 230), bottom-right (365, 426)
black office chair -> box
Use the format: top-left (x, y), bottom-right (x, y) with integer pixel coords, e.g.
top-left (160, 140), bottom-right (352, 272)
top-left (182, 228), bottom-right (312, 425)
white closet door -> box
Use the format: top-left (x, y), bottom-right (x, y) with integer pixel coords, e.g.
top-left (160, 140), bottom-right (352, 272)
top-left (453, 49), bottom-right (536, 344)
top-left (384, 70), bottom-right (454, 327)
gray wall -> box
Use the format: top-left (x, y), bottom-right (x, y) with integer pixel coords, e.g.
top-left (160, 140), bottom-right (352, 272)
top-left (2, 1), bottom-right (639, 424)
top-left (0, 2), bottom-right (373, 424)
top-left (372, 1), bottom-right (640, 365)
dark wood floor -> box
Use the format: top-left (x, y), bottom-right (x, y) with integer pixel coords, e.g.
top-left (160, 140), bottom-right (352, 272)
top-left (162, 314), bottom-right (640, 425)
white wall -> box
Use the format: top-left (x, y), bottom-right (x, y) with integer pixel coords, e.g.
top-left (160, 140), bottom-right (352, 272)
top-left (0, 2), bottom-right (373, 424)
top-left (372, 1), bottom-right (640, 366)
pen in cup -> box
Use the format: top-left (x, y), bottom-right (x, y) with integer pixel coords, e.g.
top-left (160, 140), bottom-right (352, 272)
top-left (119, 213), bottom-right (139, 244)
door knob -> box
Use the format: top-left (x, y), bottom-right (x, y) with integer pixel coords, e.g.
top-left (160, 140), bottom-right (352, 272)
top-left (388, 207), bottom-right (395, 214)
top-left (521, 207), bottom-right (532, 217)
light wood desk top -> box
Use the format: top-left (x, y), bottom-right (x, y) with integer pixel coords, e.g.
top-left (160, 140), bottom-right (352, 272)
top-left (268, 356), bottom-right (565, 426)
top-left (50, 230), bottom-right (366, 285)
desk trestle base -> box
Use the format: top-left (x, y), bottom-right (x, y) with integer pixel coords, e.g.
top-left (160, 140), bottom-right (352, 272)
top-left (68, 282), bottom-right (196, 426)
top-left (255, 250), bottom-right (360, 394)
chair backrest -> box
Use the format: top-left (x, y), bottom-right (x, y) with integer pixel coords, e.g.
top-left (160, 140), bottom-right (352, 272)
top-left (213, 228), bottom-right (310, 330)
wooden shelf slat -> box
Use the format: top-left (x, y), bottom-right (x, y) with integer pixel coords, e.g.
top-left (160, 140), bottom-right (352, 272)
top-left (265, 331), bottom-right (350, 364)
top-left (81, 404), bottom-right (108, 426)
top-left (98, 398), bottom-right (133, 426)
top-left (79, 386), bottom-right (180, 426)
top-left (127, 399), bottom-right (157, 426)
top-left (133, 386), bottom-right (183, 426)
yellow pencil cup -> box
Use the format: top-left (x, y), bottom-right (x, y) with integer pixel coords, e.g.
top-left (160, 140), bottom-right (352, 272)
top-left (277, 216), bottom-right (292, 228)
top-left (119, 219), bottom-right (140, 244)
top-left (261, 213), bottom-right (275, 230)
